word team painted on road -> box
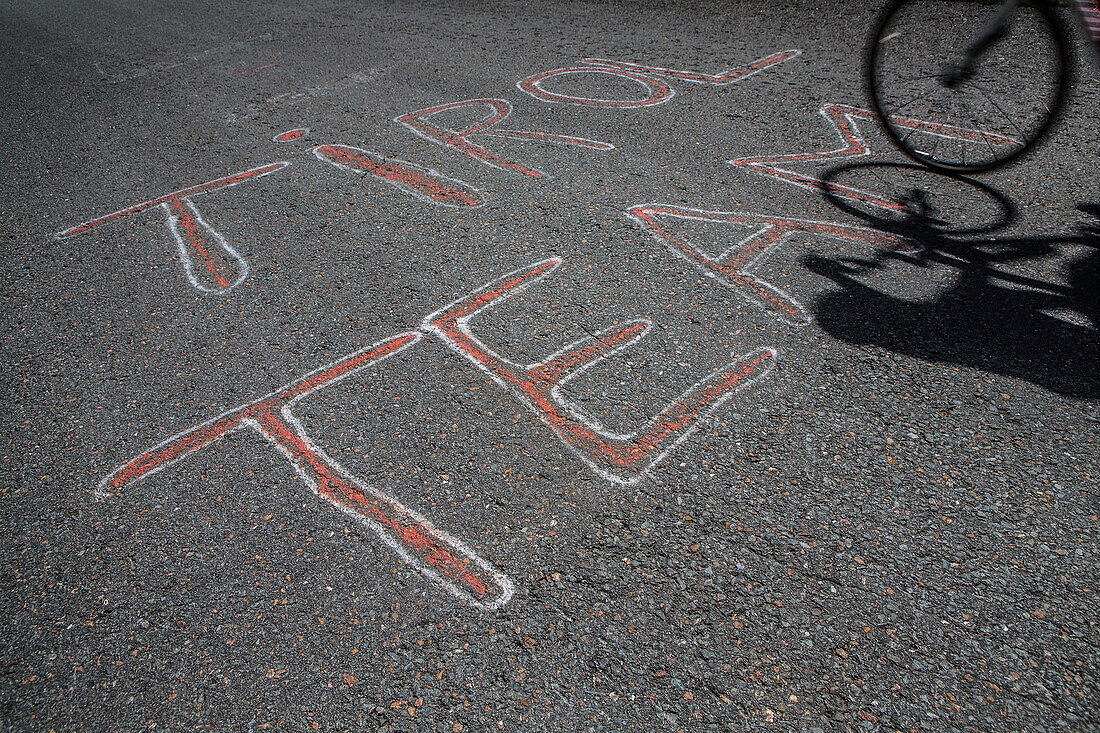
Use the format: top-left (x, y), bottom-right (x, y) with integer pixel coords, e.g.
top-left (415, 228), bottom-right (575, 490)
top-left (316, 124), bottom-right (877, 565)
top-left (100, 253), bottom-right (777, 604)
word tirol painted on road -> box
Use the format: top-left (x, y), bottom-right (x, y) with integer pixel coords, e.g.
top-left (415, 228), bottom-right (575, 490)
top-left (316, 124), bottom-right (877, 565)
top-left (101, 257), bottom-right (774, 605)
top-left (394, 50), bottom-right (800, 176)
top-left (54, 136), bottom-right (490, 293)
top-left (728, 103), bottom-right (1021, 211)
top-left (57, 49), bottom-right (803, 295)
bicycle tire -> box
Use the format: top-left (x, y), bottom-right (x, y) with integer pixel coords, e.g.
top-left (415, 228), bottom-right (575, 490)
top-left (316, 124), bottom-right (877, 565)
top-left (866, 0), bottom-right (1072, 174)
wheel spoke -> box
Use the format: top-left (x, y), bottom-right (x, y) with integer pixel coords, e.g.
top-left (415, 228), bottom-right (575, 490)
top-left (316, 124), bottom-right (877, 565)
top-left (867, 0), bottom-right (1067, 172)
top-left (960, 78), bottom-right (1033, 142)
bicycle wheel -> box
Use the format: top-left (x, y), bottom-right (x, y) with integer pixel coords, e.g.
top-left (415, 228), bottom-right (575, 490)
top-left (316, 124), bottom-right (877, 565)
top-left (867, 0), bottom-right (1071, 174)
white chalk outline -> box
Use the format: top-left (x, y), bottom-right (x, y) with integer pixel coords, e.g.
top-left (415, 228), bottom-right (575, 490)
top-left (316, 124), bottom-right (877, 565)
top-left (163, 197), bottom-right (250, 294)
top-left (246, 408), bottom-right (513, 611)
top-left (273, 128), bottom-right (310, 142)
top-left (728, 103), bottom-right (1022, 212)
top-left (55, 161), bottom-right (289, 295)
top-left (394, 98), bottom-right (615, 179)
top-left (579, 49), bottom-right (803, 85)
top-left (97, 332), bottom-right (514, 611)
top-left (421, 258), bottom-right (777, 485)
top-left (55, 162), bottom-right (290, 240)
top-left (626, 206), bottom-right (907, 328)
top-left (626, 205), bottom-right (809, 326)
top-left (312, 144), bottom-right (486, 208)
top-left (516, 66), bottom-right (675, 107)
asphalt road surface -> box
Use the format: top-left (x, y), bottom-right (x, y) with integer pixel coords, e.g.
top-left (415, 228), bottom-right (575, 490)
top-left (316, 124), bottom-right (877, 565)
top-left (2, 1), bottom-right (1099, 731)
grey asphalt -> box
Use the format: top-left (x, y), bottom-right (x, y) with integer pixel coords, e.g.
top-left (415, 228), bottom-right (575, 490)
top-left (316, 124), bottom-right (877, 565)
top-left (2, 1), bottom-right (1098, 731)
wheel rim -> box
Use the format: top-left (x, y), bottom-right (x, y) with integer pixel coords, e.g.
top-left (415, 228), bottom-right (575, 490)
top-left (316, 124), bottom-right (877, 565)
top-left (867, 0), bottom-right (1070, 173)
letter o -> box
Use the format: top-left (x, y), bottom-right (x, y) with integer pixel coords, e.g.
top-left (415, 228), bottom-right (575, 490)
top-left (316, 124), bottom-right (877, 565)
top-left (517, 67), bottom-right (674, 108)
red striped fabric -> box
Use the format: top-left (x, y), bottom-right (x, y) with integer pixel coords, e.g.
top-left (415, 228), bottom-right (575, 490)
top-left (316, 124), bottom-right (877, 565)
top-left (1076, 0), bottom-right (1100, 46)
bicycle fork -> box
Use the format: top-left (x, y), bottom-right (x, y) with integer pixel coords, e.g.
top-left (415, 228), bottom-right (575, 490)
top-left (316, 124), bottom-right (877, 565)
top-left (944, 0), bottom-right (1021, 87)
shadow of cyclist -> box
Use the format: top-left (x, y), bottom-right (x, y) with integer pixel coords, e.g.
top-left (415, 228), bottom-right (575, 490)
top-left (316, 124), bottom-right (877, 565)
top-left (1067, 203), bottom-right (1100, 328)
top-left (805, 163), bottom-right (1099, 400)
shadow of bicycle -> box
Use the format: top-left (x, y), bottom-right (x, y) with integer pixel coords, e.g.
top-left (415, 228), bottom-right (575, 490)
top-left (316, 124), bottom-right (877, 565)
top-left (805, 162), bottom-right (1099, 399)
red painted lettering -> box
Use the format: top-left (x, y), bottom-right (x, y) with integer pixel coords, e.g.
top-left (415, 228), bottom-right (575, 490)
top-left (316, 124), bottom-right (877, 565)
top-left (729, 104), bottom-right (1020, 212)
top-left (422, 258), bottom-right (777, 485)
top-left (55, 162), bottom-right (289, 239)
top-left (579, 50), bottom-right (801, 85)
top-left (163, 197), bottom-right (248, 294)
top-left (55, 162), bottom-right (288, 295)
top-left (314, 144), bottom-right (485, 207)
top-left (274, 128), bottom-right (308, 142)
top-left (395, 98), bottom-right (614, 178)
top-left (627, 205), bottom-right (909, 327)
top-left (517, 67), bottom-right (673, 107)
top-left (97, 332), bottom-right (513, 610)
